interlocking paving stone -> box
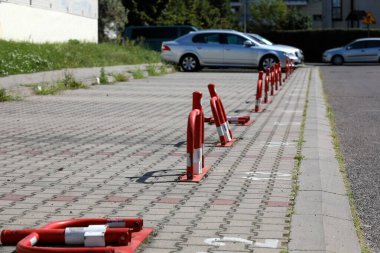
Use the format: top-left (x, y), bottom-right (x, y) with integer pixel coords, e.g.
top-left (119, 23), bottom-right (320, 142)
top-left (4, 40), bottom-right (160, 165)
top-left (0, 68), bottom-right (309, 252)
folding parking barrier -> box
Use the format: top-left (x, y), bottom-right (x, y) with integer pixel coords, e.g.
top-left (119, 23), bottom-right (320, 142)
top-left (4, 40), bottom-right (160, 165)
top-left (274, 64), bottom-right (279, 91)
top-left (180, 91), bottom-right (209, 182)
top-left (204, 84), bottom-right (253, 126)
top-left (270, 66), bottom-right (276, 96)
top-left (263, 68), bottom-right (270, 104)
top-left (277, 63), bottom-right (283, 87)
top-left (0, 217), bottom-right (153, 253)
top-left (284, 59), bottom-right (290, 81)
top-left (253, 71), bottom-right (264, 113)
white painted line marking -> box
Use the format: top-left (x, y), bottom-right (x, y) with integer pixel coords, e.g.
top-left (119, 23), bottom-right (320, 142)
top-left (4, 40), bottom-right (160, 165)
top-left (242, 172), bottom-right (291, 181)
top-left (203, 238), bottom-right (280, 249)
top-left (274, 122), bottom-right (301, 126)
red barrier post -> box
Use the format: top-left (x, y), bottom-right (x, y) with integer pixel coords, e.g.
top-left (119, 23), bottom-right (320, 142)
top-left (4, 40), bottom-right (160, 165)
top-left (180, 92), bottom-right (209, 182)
top-left (264, 68), bottom-right (270, 104)
top-left (278, 63), bottom-right (283, 87)
top-left (270, 66), bottom-right (276, 96)
top-left (254, 71), bottom-right (264, 112)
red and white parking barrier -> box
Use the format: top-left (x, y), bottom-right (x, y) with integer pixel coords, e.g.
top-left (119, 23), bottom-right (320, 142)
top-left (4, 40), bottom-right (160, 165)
top-left (278, 63), bottom-right (283, 87)
top-left (253, 71), bottom-right (264, 113)
top-left (210, 96), bottom-right (236, 147)
top-left (263, 68), bottom-right (270, 104)
top-left (206, 84), bottom-right (253, 126)
top-left (1, 218), bottom-right (153, 253)
top-left (270, 66), bottom-right (276, 96)
top-left (180, 92), bottom-right (209, 182)
top-left (274, 64), bottom-right (279, 91)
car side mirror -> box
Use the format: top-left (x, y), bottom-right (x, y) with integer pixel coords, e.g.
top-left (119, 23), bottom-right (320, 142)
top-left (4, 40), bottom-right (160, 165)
top-left (244, 40), bottom-right (254, 47)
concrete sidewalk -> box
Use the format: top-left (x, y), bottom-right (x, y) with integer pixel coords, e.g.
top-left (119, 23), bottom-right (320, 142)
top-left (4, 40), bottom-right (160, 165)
top-left (0, 66), bottom-right (359, 252)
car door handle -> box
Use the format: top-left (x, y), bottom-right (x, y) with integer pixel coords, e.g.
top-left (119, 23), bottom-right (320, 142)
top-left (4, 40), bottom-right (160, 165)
top-left (225, 48), bottom-right (231, 51)
top-left (197, 47), bottom-right (202, 50)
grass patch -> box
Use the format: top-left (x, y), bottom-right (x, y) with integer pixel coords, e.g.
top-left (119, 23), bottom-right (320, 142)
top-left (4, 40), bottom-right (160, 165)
top-left (0, 88), bottom-right (19, 102)
top-left (321, 72), bottom-right (372, 253)
top-left (0, 40), bottom-right (160, 77)
top-left (131, 69), bottom-right (145, 79)
top-left (33, 71), bottom-right (87, 95)
top-left (147, 64), bottom-right (160, 76)
top-left (99, 67), bottom-right (109, 84)
top-left (113, 73), bottom-right (129, 82)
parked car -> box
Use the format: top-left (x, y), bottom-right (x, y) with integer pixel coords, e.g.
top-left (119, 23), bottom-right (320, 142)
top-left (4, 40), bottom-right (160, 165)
top-left (246, 33), bottom-right (304, 64)
top-left (323, 38), bottom-right (380, 65)
top-left (122, 25), bottom-right (198, 51)
top-left (160, 29), bottom-right (290, 72)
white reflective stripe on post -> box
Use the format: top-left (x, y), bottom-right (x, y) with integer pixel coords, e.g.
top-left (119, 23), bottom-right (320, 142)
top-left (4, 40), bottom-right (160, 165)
top-left (30, 236), bottom-right (38, 246)
top-left (256, 99), bottom-right (261, 105)
top-left (221, 122), bottom-right (231, 141)
top-left (84, 225), bottom-right (107, 247)
top-left (217, 125), bottom-right (225, 137)
top-left (193, 148), bottom-right (202, 175)
top-left (65, 225), bottom-right (107, 245)
top-left (108, 220), bottom-right (125, 228)
top-left (65, 227), bottom-right (86, 245)
top-left (186, 153), bottom-right (191, 167)
top-left (228, 116), bottom-right (239, 121)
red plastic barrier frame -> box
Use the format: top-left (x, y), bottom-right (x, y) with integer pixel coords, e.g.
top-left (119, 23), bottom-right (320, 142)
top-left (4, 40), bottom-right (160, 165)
top-left (210, 97), bottom-right (236, 147)
top-left (278, 63), bottom-right (283, 87)
top-left (180, 92), bottom-right (209, 183)
top-left (208, 83), bottom-right (252, 126)
top-left (270, 66), bottom-right (276, 96)
top-left (254, 71), bottom-right (264, 113)
top-left (1, 218), bottom-right (153, 253)
top-left (264, 68), bottom-right (270, 104)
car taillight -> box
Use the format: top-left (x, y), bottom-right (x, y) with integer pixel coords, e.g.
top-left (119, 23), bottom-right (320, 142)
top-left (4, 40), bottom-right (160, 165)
top-left (162, 44), bottom-right (171, 52)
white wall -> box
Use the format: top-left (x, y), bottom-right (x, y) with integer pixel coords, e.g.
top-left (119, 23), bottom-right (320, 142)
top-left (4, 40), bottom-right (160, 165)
top-left (0, 1), bottom-right (98, 43)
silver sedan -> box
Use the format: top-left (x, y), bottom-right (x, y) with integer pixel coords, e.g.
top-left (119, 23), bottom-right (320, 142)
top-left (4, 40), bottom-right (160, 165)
top-left (323, 38), bottom-right (380, 65)
top-left (160, 30), bottom-right (289, 72)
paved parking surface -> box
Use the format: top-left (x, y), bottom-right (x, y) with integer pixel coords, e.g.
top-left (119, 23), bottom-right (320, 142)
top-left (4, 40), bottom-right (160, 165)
top-left (0, 69), bottom-right (309, 252)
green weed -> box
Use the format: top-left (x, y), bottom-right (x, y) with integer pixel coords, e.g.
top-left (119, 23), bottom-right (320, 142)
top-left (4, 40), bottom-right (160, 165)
top-left (0, 88), bottom-right (19, 102)
top-left (113, 73), bottom-right (129, 82)
top-left (99, 67), bottom-right (109, 84)
top-left (131, 69), bottom-right (145, 79)
top-left (147, 64), bottom-right (160, 76)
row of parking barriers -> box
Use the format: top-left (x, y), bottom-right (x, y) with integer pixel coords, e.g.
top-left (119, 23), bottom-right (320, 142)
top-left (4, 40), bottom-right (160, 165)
top-left (182, 60), bottom-right (295, 182)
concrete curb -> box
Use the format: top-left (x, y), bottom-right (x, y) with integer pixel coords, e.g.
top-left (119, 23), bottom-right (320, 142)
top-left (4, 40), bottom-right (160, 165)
top-left (0, 63), bottom-right (163, 96)
top-left (289, 67), bottom-right (361, 252)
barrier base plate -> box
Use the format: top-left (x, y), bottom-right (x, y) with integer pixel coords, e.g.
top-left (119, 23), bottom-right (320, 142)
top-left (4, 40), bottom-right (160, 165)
top-left (179, 167), bottom-right (210, 183)
top-left (252, 108), bottom-right (266, 113)
top-left (216, 138), bottom-right (237, 147)
top-left (128, 228), bottom-right (154, 252)
top-left (242, 119), bottom-right (255, 126)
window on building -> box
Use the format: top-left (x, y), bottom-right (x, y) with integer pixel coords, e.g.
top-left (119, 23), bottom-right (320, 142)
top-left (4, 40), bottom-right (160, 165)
top-left (332, 0), bottom-right (342, 20)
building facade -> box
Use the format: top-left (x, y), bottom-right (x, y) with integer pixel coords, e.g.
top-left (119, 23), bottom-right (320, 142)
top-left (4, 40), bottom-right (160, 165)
top-left (0, 0), bottom-right (98, 43)
top-left (232, 0), bottom-right (380, 30)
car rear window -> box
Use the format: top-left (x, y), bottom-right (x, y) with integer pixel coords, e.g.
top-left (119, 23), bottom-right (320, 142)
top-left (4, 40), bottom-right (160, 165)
top-left (192, 34), bottom-right (220, 44)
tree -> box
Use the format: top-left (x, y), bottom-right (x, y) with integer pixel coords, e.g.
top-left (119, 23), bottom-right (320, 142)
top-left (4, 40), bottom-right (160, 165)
top-left (248, 0), bottom-right (288, 32)
top-left (283, 8), bottom-right (312, 30)
top-left (99, 0), bottom-right (128, 42)
top-left (157, 0), bottom-right (234, 29)
top-left (122, 0), bottom-right (169, 25)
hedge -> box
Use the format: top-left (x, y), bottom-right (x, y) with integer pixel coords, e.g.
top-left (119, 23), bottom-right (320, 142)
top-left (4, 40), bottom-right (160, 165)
top-left (260, 29), bottom-right (380, 62)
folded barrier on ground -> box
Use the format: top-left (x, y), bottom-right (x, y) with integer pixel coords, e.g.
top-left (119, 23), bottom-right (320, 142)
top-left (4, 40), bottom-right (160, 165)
top-left (205, 83), bottom-right (253, 126)
top-left (0, 218), bottom-right (153, 253)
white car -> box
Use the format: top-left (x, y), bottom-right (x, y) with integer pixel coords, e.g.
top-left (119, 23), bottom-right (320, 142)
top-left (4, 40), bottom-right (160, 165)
top-left (247, 33), bottom-right (304, 65)
top-left (160, 29), bottom-right (290, 72)
top-left (323, 38), bottom-right (380, 65)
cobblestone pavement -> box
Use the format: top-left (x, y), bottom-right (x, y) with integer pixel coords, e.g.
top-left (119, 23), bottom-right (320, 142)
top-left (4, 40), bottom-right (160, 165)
top-left (0, 67), bottom-right (310, 252)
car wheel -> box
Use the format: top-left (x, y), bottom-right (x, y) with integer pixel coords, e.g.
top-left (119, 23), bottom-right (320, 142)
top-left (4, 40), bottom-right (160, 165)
top-left (331, 55), bottom-right (344, 65)
top-left (259, 55), bottom-right (278, 71)
top-left (180, 55), bottom-right (200, 72)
